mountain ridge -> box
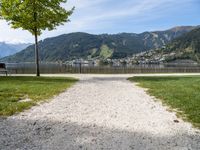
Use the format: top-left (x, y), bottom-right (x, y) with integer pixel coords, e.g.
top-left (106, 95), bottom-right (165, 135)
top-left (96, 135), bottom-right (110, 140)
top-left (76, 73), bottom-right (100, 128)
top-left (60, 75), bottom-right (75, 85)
top-left (162, 27), bottom-right (200, 62)
top-left (132, 27), bottom-right (200, 64)
top-left (0, 42), bottom-right (31, 58)
top-left (1, 25), bottom-right (198, 62)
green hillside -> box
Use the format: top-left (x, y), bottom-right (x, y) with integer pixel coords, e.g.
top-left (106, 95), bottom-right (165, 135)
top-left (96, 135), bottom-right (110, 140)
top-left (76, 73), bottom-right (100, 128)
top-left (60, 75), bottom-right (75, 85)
top-left (162, 27), bottom-right (200, 62)
top-left (1, 26), bottom-right (197, 62)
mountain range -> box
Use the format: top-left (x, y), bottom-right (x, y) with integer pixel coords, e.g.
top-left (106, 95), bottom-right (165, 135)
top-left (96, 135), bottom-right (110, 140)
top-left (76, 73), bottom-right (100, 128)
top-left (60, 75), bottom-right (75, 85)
top-left (161, 27), bottom-right (200, 62)
top-left (0, 42), bottom-right (31, 58)
top-left (0, 25), bottom-right (198, 62)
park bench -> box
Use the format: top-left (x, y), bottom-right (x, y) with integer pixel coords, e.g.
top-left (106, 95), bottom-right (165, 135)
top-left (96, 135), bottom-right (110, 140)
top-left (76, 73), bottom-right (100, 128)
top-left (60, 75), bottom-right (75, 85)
top-left (0, 63), bottom-right (8, 76)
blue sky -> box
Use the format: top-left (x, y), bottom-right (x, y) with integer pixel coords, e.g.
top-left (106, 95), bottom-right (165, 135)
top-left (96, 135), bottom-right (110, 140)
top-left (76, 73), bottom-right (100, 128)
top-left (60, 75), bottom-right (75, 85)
top-left (0, 0), bottom-right (200, 43)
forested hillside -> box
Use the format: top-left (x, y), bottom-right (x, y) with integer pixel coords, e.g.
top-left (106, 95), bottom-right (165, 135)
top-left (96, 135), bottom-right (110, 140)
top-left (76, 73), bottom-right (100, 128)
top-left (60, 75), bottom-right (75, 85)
top-left (1, 26), bottom-right (197, 62)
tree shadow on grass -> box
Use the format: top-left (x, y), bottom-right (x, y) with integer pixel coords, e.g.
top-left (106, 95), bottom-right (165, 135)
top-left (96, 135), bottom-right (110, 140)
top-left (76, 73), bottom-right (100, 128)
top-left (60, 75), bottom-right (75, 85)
top-left (0, 117), bottom-right (199, 150)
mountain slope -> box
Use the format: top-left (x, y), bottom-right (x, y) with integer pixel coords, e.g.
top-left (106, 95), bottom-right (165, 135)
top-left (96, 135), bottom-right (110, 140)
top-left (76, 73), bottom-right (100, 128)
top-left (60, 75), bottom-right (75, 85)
top-left (163, 27), bottom-right (200, 62)
top-left (0, 42), bottom-right (31, 58)
top-left (132, 27), bottom-right (200, 64)
top-left (1, 26), bottom-right (197, 62)
top-left (140, 26), bottom-right (197, 49)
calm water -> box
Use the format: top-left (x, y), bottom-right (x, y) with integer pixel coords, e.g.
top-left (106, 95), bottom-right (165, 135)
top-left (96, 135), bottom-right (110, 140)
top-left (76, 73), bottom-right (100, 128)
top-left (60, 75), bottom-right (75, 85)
top-left (4, 62), bottom-right (200, 74)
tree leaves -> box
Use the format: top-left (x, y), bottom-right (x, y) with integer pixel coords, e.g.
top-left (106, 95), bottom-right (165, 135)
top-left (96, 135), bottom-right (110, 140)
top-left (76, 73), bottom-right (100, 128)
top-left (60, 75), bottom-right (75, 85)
top-left (0, 0), bottom-right (74, 35)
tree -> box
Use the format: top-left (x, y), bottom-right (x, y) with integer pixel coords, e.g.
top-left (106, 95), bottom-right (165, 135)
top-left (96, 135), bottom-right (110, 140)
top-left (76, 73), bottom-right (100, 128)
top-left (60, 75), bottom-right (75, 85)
top-left (0, 0), bottom-right (74, 76)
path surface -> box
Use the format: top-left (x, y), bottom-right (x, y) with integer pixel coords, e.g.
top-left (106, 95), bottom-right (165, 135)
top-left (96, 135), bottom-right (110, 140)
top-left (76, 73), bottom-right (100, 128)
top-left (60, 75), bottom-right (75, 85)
top-left (0, 74), bottom-right (200, 150)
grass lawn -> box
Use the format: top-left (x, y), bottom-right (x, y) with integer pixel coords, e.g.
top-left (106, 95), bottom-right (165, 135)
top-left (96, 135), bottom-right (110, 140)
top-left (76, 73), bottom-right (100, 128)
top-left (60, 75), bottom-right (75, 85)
top-left (0, 76), bottom-right (78, 116)
top-left (129, 76), bottom-right (200, 128)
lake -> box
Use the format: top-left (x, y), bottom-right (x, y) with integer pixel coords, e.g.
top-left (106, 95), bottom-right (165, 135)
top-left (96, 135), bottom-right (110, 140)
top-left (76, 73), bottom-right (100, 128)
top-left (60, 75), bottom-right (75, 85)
top-left (4, 62), bottom-right (200, 74)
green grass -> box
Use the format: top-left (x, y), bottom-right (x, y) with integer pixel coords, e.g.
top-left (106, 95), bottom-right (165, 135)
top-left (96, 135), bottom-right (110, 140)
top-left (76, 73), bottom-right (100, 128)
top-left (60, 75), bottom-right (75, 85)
top-left (129, 76), bottom-right (200, 128)
top-left (0, 76), bottom-right (78, 116)
top-left (100, 44), bottom-right (113, 59)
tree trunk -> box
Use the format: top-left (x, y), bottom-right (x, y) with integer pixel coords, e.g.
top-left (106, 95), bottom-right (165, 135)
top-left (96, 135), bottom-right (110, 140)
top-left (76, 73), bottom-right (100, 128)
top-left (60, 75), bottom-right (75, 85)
top-left (33, 1), bottom-right (40, 77)
top-left (34, 30), bottom-right (40, 77)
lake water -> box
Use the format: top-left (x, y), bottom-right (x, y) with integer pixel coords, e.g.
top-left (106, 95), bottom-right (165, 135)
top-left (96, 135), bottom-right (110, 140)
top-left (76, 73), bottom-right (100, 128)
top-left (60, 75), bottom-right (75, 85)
top-left (4, 62), bottom-right (200, 74)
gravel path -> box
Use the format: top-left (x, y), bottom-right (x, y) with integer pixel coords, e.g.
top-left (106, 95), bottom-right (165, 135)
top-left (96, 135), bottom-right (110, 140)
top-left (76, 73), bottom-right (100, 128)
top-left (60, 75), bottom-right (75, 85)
top-left (0, 74), bottom-right (200, 150)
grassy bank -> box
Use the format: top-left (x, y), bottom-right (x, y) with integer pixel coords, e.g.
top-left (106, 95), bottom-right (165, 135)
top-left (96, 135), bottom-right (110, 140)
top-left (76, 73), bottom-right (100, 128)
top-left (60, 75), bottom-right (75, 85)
top-left (129, 76), bottom-right (200, 128)
top-left (0, 76), bottom-right (78, 116)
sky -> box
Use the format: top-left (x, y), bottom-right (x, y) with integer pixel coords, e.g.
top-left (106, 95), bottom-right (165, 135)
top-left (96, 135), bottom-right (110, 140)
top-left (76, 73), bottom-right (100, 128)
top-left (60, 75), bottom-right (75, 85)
top-left (0, 0), bottom-right (200, 43)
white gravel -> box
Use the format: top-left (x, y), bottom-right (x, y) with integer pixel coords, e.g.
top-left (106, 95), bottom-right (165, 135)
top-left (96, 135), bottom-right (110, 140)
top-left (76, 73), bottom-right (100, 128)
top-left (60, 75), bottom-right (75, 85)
top-left (0, 74), bottom-right (200, 150)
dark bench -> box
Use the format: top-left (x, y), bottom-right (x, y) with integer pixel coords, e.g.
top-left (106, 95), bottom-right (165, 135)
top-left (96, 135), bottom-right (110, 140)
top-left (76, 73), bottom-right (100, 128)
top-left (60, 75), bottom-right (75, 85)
top-left (0, 63), bottom-right (8, 76)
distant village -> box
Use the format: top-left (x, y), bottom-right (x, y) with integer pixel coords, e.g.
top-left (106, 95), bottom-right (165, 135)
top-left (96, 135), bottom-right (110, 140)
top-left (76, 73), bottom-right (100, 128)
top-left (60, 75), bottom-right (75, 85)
top-left (64, 49), bottom-right (192, 67)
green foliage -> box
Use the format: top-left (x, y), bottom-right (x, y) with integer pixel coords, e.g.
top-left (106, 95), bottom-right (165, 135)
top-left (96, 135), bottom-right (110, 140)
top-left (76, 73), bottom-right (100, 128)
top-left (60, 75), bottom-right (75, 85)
top-left (98, 59), bottom-right (109, 66)
top-left (0, 0), bottom-right (74, 35)
top-left (129, 76), bottom-right (200, 128)
top-left (0, 76), bottom-right (78, 116)
top-left (0, 0), bottom-right (74, 76)
top-left (162, 27), bottom-right (200, 62)
top-left (0, 27), bottom-right (197, 62)
top-left (99, 44), bottom-right (113, 59)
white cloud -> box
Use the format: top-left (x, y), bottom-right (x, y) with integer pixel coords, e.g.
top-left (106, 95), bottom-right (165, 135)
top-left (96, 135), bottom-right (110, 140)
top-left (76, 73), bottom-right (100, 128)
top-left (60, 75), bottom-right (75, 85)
top-left (0, 20), bottom-right (33, 43)
top-left (57, 0), bottom-right (177, 32)
top-left (0, 0), bottom-right (198, 43)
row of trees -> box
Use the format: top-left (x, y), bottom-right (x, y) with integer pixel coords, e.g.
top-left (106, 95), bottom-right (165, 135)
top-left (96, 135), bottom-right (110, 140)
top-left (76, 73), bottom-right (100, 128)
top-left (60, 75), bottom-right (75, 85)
top-left (0, 0), bottom-right (74, 76)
